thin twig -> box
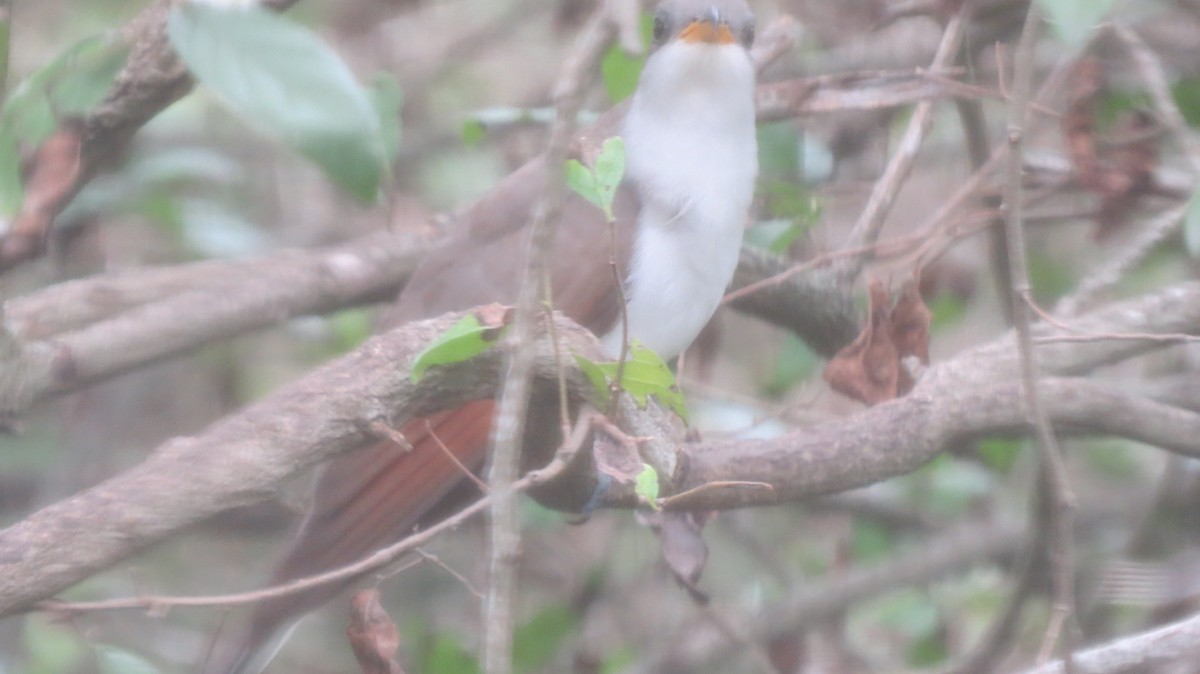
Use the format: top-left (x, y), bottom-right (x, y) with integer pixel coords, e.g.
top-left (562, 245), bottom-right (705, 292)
top-left (836, 6), bottom-right (970, 282)
top-left (481, 7), bottom-right (615, 674)
top-left (425, 419), bottom-right (490, 494)
top-left (1002, 5), bottom-right (1077, 670)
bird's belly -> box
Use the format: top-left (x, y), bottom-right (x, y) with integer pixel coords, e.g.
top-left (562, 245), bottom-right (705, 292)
top-left (600, 213), bottom-right (742, 359)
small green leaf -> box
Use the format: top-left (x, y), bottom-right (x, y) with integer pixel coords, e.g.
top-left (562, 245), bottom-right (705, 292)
top-left (572, 345), bottom-right (689, 423)
top-left (168, 4), bottom-right (386, 202)
top-left (592, 136), bottom-right (626, 218)
top-left (1185, 188), bottom-right (1200, 258)
top-left (369, 72), bottom-right (404, 166)
top-left (616, 344), bottom-right (689, 423)
top-left (635, 463), bottom-right (660, 507)
top-left (410, 314), bottom-right (502, 383)
top-left (1035, 0), bottom-right (1117, 48)
top-left (565, 158), bottom-right (600, 211)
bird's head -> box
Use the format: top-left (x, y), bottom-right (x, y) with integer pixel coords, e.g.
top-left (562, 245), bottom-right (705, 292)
top-left (650, 0), bottom-right (756, 52)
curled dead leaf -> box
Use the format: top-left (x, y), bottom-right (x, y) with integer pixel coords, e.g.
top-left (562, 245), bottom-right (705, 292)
top-left (347, 589), bottom-right (404, 674)
top-left (1, 122), bottom-right (85, 273)
top-left (824, 274), bottom-right (932, 404)
top-left (823, 278), bottom-right (899, 405)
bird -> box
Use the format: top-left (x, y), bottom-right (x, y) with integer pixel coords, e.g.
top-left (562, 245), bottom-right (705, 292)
top-left (208, 1), bottom-right (758, 670)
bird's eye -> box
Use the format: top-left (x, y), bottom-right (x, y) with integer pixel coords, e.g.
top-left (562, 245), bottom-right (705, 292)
top-left (652, 13), bottom-right (669, 45)
top-left (741, 20), bottom-right (756, 47)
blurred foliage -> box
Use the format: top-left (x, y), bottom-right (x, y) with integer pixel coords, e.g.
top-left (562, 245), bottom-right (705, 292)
top-left (600, 13), bottom-right (653, 104)
top-left (1035, 0), bottom-right (1117, 48)
top-left (1027, 247), bottom-right (1076, 303)
top-left (23, 615), bottom-right (88, 674)
top-left (926, 292), bottom-right (968, 331)
top-left (976, 437), bottom-right (1025, 474)
top-left (167, 4), bottom-right (396, 203)
top-left (1186, 188), bottom-right (1200, 258)
top-left (758, 334), bottom-right (818, 399)
top-left (0, 33), bottom-right (127, 218)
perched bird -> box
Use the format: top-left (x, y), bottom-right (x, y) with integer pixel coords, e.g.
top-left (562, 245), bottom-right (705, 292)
top-left (209, 0), bottom-right (758, 670)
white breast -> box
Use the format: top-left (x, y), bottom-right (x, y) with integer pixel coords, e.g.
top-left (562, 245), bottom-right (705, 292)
top-left (599, 41), bottom-right (757, 359)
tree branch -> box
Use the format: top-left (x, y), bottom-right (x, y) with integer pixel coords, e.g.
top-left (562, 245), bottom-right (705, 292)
top-left (0, 282), bottom-right (1196, 618)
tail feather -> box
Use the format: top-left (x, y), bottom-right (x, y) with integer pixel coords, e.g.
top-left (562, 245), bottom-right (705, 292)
top-left (203, 401), bottom-right (496, 673)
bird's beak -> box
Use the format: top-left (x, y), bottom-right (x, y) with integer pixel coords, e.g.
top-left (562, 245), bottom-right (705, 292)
top-left (678, 6), bottom-right (736, 45)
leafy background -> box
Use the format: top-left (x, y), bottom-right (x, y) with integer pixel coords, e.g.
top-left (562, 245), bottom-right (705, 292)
top-left (2, 0), bottom-right (1200, 672)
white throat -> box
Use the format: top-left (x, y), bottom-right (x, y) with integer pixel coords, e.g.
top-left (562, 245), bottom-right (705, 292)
top-left (600, 40), bottom-right (757, 359)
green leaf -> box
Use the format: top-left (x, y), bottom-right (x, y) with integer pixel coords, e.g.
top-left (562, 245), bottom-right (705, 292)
top-left (635, 463), bottom-right (660, 508)
top-left (95, 646), bottom-right (162, 674)
top-left (572, 344), bottom-right (689, 423)
top-left (592, 136), bottom-right (625, 218)
top-left (565, 136), bottom-right (625, 222)
top-left (167, 4), bottom-right (386, 203)
top-left (410, 314), bottom-right (502, 383)
top-left (1185, 188), bottom-right (1200, 258)
top-left (1035, 0), bottom-right (1117, 48)
top-left (369, 72), bottom-right (404, 166)
top-left (565, 158), bottom-right (600, 211)
top-left (616, 344), bottom-right (689, 422)
top-left (513, 604), bottom-right (576, 671)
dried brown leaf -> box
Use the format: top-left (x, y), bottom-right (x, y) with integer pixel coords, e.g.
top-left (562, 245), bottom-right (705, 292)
top-left (347, 589), bottom-right (404, 674)
top-left (1, 122), bottom-right (84, 272)
top-left (890, 274), bottom-right (931, 394)
top-left (823, 278), bottom-right (899, 405)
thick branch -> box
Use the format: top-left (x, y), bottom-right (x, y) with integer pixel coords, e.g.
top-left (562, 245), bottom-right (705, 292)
top-left (0, 284), bottom-right (1196, 616)
top-left (0, 309), bottom-right (600, 617)
top-left (0, 230), bottom-right (430, 417)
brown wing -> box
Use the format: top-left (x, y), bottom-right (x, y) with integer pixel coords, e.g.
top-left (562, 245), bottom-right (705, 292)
top-left (214, 128), bottom-right (640, 671)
